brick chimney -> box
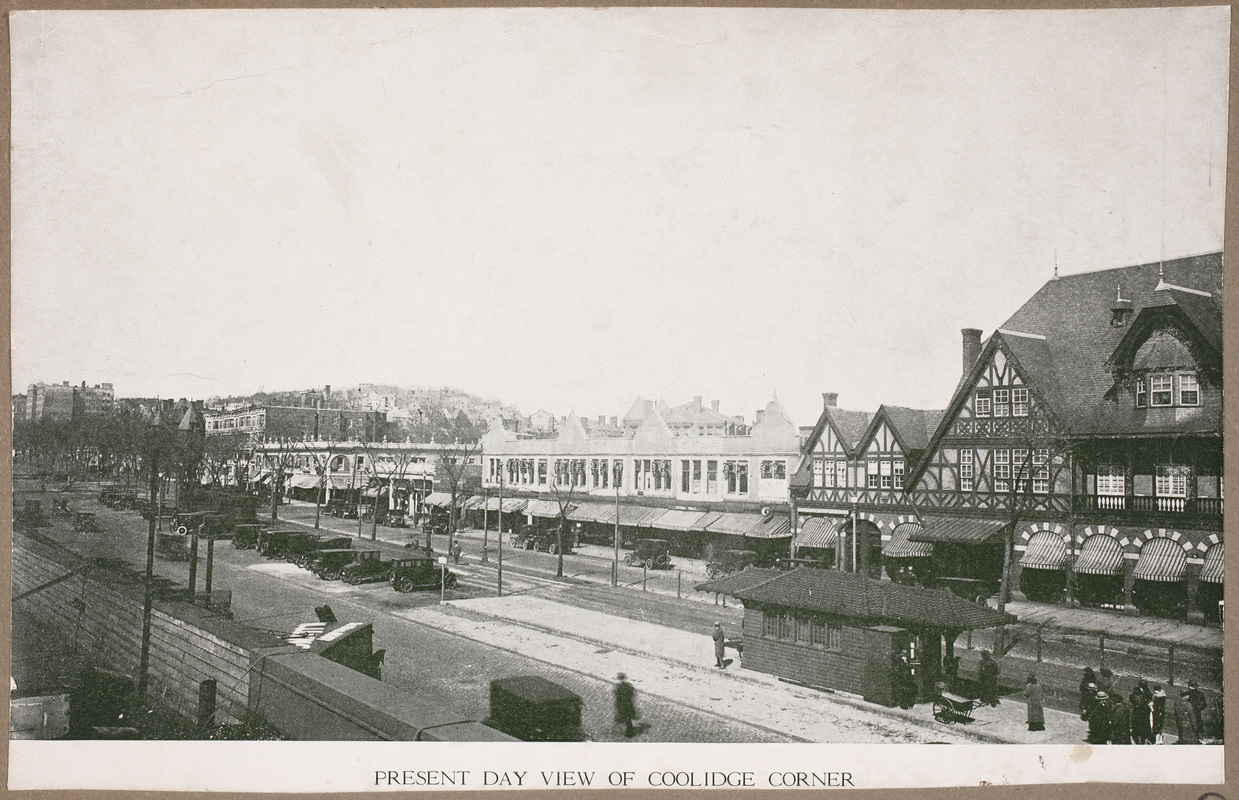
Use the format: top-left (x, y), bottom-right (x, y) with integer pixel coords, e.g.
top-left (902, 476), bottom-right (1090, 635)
top-left (609, 416), bottom-right (617, 426)
top-left (822, 392), bottom-right (838, 409)
top-left (711, 399), bottom-right (720, 412)
top-left (962, 329), bottom-right (983, 376)
top-left (694, 395), bottom-right (703, 410)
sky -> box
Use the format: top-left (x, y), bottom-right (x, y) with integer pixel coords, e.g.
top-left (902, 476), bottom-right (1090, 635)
top-left (11, 7), bottom-right (1229, 428)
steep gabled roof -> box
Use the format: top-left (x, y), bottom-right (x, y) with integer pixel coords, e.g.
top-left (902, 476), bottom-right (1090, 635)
top-left (875, 406), bottom-right (945, 453)
top-left (790, 404), bottom-right (873, 488)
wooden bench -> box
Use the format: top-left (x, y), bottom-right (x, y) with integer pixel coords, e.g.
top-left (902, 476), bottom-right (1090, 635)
top-left (933, 691), bottom-right (980, 724)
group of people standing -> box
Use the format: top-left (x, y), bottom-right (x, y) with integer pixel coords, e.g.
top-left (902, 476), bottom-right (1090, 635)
top-left (1078, 667), bottom-right (1210, 744)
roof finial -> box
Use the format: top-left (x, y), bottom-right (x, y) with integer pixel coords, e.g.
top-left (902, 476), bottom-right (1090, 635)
top-left (1158, 261), bottom-right (1165, 279)
top-left (1116, 283), bottom-right (1123, 302)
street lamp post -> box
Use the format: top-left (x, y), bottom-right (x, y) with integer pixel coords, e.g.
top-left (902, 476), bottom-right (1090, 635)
top-left (613, 461), bottom-right (621, 587)
top-left (497, 465), bottom-right (504, 596)
top-left (137, 412), bottom-right (163, 703)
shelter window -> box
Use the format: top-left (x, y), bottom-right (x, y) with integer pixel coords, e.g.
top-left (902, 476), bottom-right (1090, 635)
top-left (692, 460), bottom-right (703, 493)
top-left (974, 391), bottom-right (991, 417)
top-left (1135, 376), bottom-right (1148, 408)
top-left (1179, 373), bottom-right (1200, 406)
top-left (993, 449), bottom-right (1011, 493)
top-left (1011, 388), bottom-right (1029, 417)
top-left (959, 449), bottom-right (974, 492)
top-left (867, 460), bottom-right (880, 488)
top-left (1150, 375), bottom-right (1174, 406)
top-left (992, 389), bottom-right (1010, 418)
top-left (1156, 465), bottom-right (1189, 499)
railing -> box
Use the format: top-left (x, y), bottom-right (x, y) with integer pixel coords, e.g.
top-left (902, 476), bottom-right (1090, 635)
top-left (1073, 494), bottom-right (1223, 525)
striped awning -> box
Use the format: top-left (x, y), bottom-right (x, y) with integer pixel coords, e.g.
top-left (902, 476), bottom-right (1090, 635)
top-left (1200, 544), bottom-right (1223, 584)
top-left (909, 517), bottom-right (1007, 544)
top-left (748, 514), bottom-right (792, 539)
top-left (1019, 531), bottom-right (1069, 571)
top-left (1073, 535), bottom-right (1125, 576)
top-left (481, 497), bottom-right (527, 513)
top-left (525, 499), bottom-right (563, 519)
top-left (423, 492), bottom-right (456, 508)
top-left (597, 505), bottom-right (665, 527)
top-left (796, 516), bottom-right (842, 549)
top-left (705, 512), bottom-right (760, 536)
top-left (568, 502), bottom-right (613, 523)
top-left (1132, 537), bottom-right (1187, 582)
top-left (645, 509), bottom-right (711, 531)
top-left (883, 522), bottom-right (934, 558)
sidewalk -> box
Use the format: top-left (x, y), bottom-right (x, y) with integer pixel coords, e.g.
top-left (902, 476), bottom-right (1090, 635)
top-left (999, 600), bottom-right (1222, 650)
top-left (438, 593), bottom-right (1089, 745)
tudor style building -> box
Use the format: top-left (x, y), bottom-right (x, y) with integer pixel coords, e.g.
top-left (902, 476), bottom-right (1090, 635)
top-left (792, 252), bottom-right (1223, 620)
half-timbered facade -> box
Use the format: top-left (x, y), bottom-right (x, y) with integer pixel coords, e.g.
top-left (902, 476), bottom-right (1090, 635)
top-left (793, 252), bottom-right (1223, 620)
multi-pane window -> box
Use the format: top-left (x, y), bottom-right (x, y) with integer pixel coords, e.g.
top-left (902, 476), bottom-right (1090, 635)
top-left (763, 609), bottom-right (841, 650)
top-left (1180, 374), bottom-right (1200, 406)
top-left (893, 460), bottom-right (905, 489)
top-left (1012, 448), bottom-right (1028, 493)
top-left (1156, 464), bottom-right (1189, 497)
top-left (959, 449), bottom-right (974, 492)
top-left (993, 449), bottom-right (1011, 493)
top-left (974, 392), bottom-right (992, 417)
top-left (724, 460), bottom-right (749, 494)
top-left (1011, 388), bottom-right (1029, 417)
top-left (880, 460), bottom-right (893, 489)
top-left (760, 460), bottom-right (787, 479)
top-left (867, 460), bottom-right (880, 488)
top-left (706, 460), bottom-right (718, 494)
top-left (537, 459), bottom-right (547, 485)
top-left (612, 460), bottom-right (623, 489)
top-left (836, 461), bottom-right (848, 488)
top-left (1032, 448), bottom-right (1050, 494)
top-left (813, 460), bottom-right (825, 488)
top-left (681, 460), bottom-right (691, 493)
top-left (992, 389), bottom-right (1010, 417)
top-left (1135, 377), bottom-right (1148, 408)
top-left (1097, 464), bottom-right (1125, 495)
top-left (1151, 375), bottom-right (1174, 406)
top-left (692, 460), bottom-right (703, 493)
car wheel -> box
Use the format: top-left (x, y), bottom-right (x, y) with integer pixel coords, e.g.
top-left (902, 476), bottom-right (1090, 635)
top-left (549, 543), bottom-right (559, 555)
top-left (345, 572), bottom-right (363, 586)
top-left (393, 576), bottom-right (415, 593)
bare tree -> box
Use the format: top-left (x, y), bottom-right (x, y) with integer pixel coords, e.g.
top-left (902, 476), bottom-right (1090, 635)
top-left (547, 457), bottom-right (584, 578)
top-left (260, 438), bottom-right (300, 522)
top-left (436, 439), bottom-right (483, 554)
top-left (199, 431), bottom-right (252, 488)
top-left (291, 438), bottom-right (342, 531)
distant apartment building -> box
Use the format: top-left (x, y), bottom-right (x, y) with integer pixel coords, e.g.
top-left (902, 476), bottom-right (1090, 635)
top-left (206, 404), bottom-right (386, 442)
top-left (24, 381), bottom-right (113, 422)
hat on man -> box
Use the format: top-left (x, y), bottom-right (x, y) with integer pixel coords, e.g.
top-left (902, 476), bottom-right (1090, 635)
top-left (1095, 691), bottom-right (1109, 701)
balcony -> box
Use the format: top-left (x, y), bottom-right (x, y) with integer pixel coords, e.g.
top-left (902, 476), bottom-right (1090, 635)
top-left (1073, 494), bottom-right (1223, 528)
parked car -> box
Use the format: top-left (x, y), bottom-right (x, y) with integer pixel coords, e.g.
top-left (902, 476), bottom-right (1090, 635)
top-left (232, 523), bottom-right (266, 550)
top-left (257, 529), bottom-right (309, 559)
top-left (287, 535), bottom-right (352, 567)
top-left (706, 549), bottom-right (760, 579)
top-left (310, 548), bottom-right (378, 581)
top-left (625, 539), bottom-right (673, 569)
top-left (391, 556), bottom-right (457, 593)
top-left (72, 511), bottom-right (99, 533)
top-left (342, 550), bottom-right (394, 585)
top-left (512, 526), bottom-right (572, 555)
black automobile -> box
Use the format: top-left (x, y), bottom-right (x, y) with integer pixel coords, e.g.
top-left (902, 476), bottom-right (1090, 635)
top-left (512, 525), bottom-right (572, 555)
top-left (287, 535), bottom-right (352, 567)
top-left (310, 548), bottom-right (378, 581)
top-left (232, 523), bottom-right (265, 550)
top-left (257, 529), bottom-right (309, 559)
top-left (625, 538), bottom-right (672, 569)
top-left (706, 549), bottom-right (760, 579)
top-left (342, 550), bottom-right (393, 585)
top-left (391, 556), bottom-right (457, 593)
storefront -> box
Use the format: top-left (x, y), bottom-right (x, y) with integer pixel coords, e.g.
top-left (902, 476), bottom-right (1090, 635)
top-left (1017, 531), bottom-right (1070, 603)
top-left (792, 516), bottom-right (842, 568)
top-left (882, 522), bottom-right (933, 585)
top-left (1130, 536), bottom-right (1189, 618)
top-left (1071, 534), bottom-right (1125, 608)
top-left (1197, 544), bottom-right (1223, 623)
top-left (908, 517), bottom-right (1007, 599)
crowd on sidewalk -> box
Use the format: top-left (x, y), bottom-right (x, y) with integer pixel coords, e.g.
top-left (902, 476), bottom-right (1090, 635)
top-left (1078, 667), bottom-right (1220, 745)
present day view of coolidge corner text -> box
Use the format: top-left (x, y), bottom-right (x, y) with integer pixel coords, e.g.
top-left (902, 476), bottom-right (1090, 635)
top-left (11, 253), bottom-right (1225, 746)
top-left (7, 9), bottom-right (1226, 754)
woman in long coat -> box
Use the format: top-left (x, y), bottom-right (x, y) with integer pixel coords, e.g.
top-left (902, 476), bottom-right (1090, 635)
top-left (1024, 674), bottom-right (1045, 732)
top-left (978, 650), bottom-right (1000, 706)
top-left (1087, 692), bottom-right (1112, 744)
top-left (1079, 667), bottom-right (1098, 719)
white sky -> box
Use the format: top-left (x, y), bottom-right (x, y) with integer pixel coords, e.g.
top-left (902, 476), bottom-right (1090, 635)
top-left (11, 7), bottom-right (1229, 427)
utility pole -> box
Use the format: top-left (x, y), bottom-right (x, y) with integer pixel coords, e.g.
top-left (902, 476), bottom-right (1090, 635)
top-left (613, 461), bottom-right (621, 587)
top-left (497, 465), bottom-right (504, 596)
top-left (137, 420), bottom-right (161, 703)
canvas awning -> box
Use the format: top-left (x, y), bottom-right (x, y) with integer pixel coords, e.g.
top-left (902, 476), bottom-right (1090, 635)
top-left (1072, 535), bottom-right (1125, 576)
top-left (362, 487), bottom-right (380, 498)
top-left (705, 512), bottom-right (761, 536)
top-left (289, 474), bottom-right (322, 490)
top-left (795, 516), bottom-right (842, 550)
top-left (883, 522), bottom-right (934, 558)
top-left (463, 496), bottom-right (486, 510)
top-left (691, 512), bottom-right (724, 531)
top-left (748, 514), bottom-right (792, 539)
top-left (568, 502), bottom-right (612, 523)
top-left (525, 499), bottom-right (563, 519)
top-left (1019, 531), bottom-right (1069, 571)
top-left (249, 471), bottom-right (272, 486)
top-left (328, 476), bottom-right (353, 490)
top-left (1199, 544), bottom-right (1223, 584)
top-left (646, 509), bottom-right (712, 531)
top-left (600, 505), bottom-right (665, 527)
top-left (1132, 537), bottom-right (1187, 582)
top-left (480, 497), bottom-right (526, 513)
top-left (909, 517), bottom-right (1007, 544)
top-left (423, 492), bottom-right (456, 508)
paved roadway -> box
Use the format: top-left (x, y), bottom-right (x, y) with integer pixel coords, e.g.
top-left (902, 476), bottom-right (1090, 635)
top-left (17, 483), bottom-right (978, 743)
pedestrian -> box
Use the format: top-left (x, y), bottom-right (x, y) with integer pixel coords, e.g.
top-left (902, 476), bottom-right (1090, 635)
top-left (1087, 691), bottom-right (1112, 744)
top-left (614, 673), bottom-right (639, 738)
top-left (451, 540), bottom-right (462, 564)
top-left (1174, 686), bottom-right (1201, 744)
top-left (893, 653), bottom-right (915, 709)
top-left (1109, 694), bottom-right (1132, 744)
top-left (1184, 681), bottom-right (1207, 736)
top-left (943, 653), bottom-right (961, 694)
top-left (1129, 680), bottom-right (1153, 744)
top-left (1024, 674), bottom-right (1045, 732)
top-left (1096, 667), bottom-right (1115, 697)
top-left (978, 650), bottom-right (1000, 707)
top-left (712, 622), bottom-right (727, 669)
top-left (1079, 667), bottom-right (1098, 720)
top-left (1151, 685), bottom-right (1168, 744)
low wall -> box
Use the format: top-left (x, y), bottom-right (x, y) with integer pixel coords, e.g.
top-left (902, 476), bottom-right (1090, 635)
top-left (12, 531), bottom-right (295, 725)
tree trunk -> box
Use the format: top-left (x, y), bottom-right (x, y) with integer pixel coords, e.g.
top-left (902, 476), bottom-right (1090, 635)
top-left (557, 517), bottom-right (565, 577)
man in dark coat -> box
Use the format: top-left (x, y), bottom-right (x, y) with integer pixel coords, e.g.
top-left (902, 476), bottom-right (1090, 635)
top-left (1079, 668), bottom-right (1098, 719)
top-left (614, 673), bottom-right (638, 738)
top-left (1184, 681), bottom-right (1207, 736)
top-left (1151, 685), bottom-right (1168, 744)
top-left (1109, 695), bottom-right (1132, 744)
top-left (978, 650), bottom-right (1000, 707)
top-left (1129, 680), bottom-right (1153, 744)
top-left (712, 622), bottom-right (727, 668)
top-left (1087, 691), bottom-right (1113, 744)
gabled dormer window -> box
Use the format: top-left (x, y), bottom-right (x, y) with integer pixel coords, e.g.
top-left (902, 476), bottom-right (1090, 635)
top-left (1179, 374), bottom-right (1200, 406)
top-left (1150, 375), bottom-right (1174, 406)
top-left (1135, 377), bottom-right (1148, 408)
